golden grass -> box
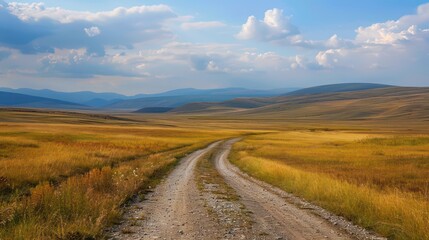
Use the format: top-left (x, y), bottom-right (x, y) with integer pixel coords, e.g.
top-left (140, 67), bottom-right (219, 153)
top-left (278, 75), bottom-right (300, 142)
top-left (231, 131), bottom-right (429, 239)
top-left (2, 108), bottom-right (428, 239)
top-left (237, 131), bottom-right (429, 196)
top-left (0, 122), bottom-right (237, 239)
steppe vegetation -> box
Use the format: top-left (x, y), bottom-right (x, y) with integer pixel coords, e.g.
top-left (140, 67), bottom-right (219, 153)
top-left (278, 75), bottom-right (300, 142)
top-left (1, 108), bottom-right (428, 240)
top-left (0, 111), bottom-right (238, 239)
top-left (231, 130), bottom-right (429, 240)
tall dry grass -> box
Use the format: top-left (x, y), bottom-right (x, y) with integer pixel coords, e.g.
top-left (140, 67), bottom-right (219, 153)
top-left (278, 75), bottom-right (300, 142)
top-left (238, 131), bottom-right (429, 196)
top-left (0, 122), bottom-right (237, 239)
top-left (231, 131), bottom-right (429, 240)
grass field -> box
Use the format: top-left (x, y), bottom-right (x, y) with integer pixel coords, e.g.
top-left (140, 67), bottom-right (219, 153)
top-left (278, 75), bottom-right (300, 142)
top-left (1, 108), bottom-right (429, 239)
top-left (231, 130), bottom-right (429, 240)
top-left (0, 111), bottom-right (239, 239)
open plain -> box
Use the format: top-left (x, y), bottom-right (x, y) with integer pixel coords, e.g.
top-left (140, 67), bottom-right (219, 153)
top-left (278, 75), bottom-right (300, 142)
top-left (0, 104), bottom-right (428, 239)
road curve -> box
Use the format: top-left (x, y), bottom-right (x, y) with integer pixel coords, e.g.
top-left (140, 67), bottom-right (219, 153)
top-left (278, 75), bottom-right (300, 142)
top-left (110, 139), bottom-right (382, 240)
top-left (215, 139), bottom-right (354, 240)
top-left (109, 141), bottom-right (224, 240)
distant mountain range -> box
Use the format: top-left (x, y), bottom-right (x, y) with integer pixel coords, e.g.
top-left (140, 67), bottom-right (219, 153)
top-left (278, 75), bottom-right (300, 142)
top-left (0, 87), bottom-right (296, 110)
top-left (0, 87), bottom-right (127, 107)
top-left (0, 91), bottom-right (87, 109)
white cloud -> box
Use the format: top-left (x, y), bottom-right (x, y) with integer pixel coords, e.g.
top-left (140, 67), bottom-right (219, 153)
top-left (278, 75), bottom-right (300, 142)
top-left (0, 2), bottom-right (177, 55)
top-left (111, 41), bottom-right (304, 75)
top-left (207, 60), bottom-right (221, 72)
top-left (290, 55), bottom-right (322, 70)
top-left (236, 8), bottom-right (354, 49)
top-left (396, 3), bottom-right (429, 27)
top-left (39, 48), bottom-right (140, 78)
top-left (240, 51), bottom-right (293, 71)
top-left (237, 8), bottom-right (300, 44)
top-left (315, 49), bottom-right (346, 68)
top-left (355, 3), bottom-right (429, 45)
top-left (84, 26), bottom-right (101, 37)
top-left (181, 21), bottom-right (225, 30)
top-left (7, 3), bottom-right (174, 24)
top-left (356, 22), bottom-right (421, 44)
top-left (325, 34), bottom-right (354, 48)
top-left (311, 2), bottom-right (429, 71)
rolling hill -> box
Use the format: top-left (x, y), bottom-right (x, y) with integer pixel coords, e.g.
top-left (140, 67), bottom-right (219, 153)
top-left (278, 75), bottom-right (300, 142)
top-left (284, 83), bottom-right (391, 96)
top-left (171, 85), bottom-right (429, 121)
top-left (134, 107), bottom-right (174, 113)
top-left (112, 88), bottom-right (295, 111)
top-left (0, 91), bottom-right (88, 109)
top-left (171, 97), bottom-right (275, 114)
top-left (172, 83), bottom-right (393, 114)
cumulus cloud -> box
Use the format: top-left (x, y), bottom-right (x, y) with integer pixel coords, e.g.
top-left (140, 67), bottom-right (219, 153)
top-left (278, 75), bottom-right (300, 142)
top-left (356, 23), bottom-right (425, 45)
top-left (314, 3), bottom-right (429, 70)
top-left (7, 3), bottom-right (175, 24)
top-left (239, 51), bottom-right (293, 71)
top-left (236, 8), bottom-right (356, 49)
top-left (39, 48), bottom-right (141, 78)
top-left (84, 26), bottom-right (101, 37)
top-left (237, 8), bottom-right (300, 44)
top-left (235, 4), bottom-right (428, 52)
top-left (290, 55), bottom-right (323, 70)
top-left (0, 2), bottom-right (177, 55)
top-left (181, 21), bottom-right (225, 30)
top-left (112, 42), bottom-right (304, 76)
top-left (315, 49), bottom-right (347, 68)
top-left (325, 34), bottom-right (354, 49)
top-left (355, 3), bottom-right (429, 45)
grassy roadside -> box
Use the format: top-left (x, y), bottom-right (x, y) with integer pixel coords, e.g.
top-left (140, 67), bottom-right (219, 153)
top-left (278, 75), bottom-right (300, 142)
top-left (230, 132), bottom-right (429, 240)
top-left (0, 122), bottom-right (238, 239)
top-left (0, 144), bottom-right (200, 239)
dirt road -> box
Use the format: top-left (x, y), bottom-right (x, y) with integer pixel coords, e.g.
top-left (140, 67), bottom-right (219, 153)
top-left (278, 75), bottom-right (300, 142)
top-left (110, 139), bottom-right (383, 240)
top-left (109, 141), bottom-right (224, 239)
top-left (215, 139), bottom-right (355, 239)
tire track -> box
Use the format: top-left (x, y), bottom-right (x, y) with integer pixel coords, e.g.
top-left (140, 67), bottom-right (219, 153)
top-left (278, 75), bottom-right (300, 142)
top-left (214, 139), bottom-right (375, 240)
top-left (109, 142), bottom-right (223, 240)
top-left (110, 139), bottom-right (384, 240)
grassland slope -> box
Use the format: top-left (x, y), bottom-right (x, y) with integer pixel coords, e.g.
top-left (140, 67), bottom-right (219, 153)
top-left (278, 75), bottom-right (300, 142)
top-left (173, 87), bottom-right (429, 121)
top-left (284, 83), bottom-right (391, 96)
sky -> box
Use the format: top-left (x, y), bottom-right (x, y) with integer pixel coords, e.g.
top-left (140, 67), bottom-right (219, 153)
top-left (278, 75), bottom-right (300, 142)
top-left (0, 1), bottom-right (428, 94)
